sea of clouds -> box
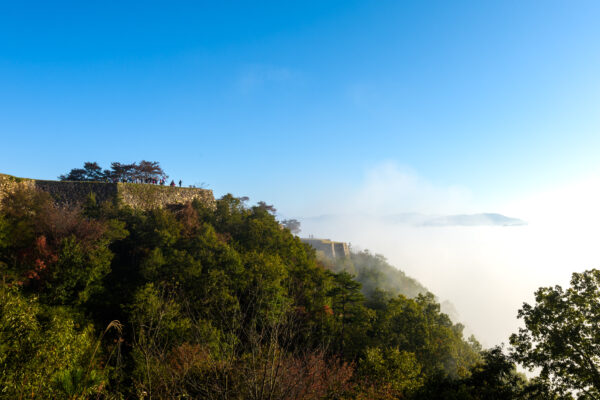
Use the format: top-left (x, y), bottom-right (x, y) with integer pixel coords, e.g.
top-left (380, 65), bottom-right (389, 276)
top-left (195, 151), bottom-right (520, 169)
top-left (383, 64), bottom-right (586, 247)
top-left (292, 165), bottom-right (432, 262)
top-left (294, 162), bottom-right (600, 347)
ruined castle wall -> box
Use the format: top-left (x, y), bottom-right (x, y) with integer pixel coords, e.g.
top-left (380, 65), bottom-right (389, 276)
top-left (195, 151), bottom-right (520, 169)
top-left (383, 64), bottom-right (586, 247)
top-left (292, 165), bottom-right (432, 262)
top-left (0, 174), bottom-right (215, 209)
top-left (117, 183), bottom-right (215, 209)
top-left (333, 242), bottom-right (350, 258)
top-left (34, 180), bottom-right (119, 207)
top-left (309, 240), bottom-right (336, 258)
top-left (301, 238), bottom-right (350, 259)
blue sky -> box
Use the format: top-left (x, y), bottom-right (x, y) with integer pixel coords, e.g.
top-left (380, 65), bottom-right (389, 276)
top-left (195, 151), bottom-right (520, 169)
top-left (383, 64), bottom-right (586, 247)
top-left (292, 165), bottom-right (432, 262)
top-left (2, 1), bottom-right (600, 217)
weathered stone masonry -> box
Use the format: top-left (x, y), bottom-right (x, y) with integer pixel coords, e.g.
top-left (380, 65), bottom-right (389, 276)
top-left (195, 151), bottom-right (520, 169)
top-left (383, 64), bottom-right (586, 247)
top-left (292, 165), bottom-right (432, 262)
top-left (300, 238), bottom-right (350, 259)
top-left (0, 174), bottom-right (215, 209)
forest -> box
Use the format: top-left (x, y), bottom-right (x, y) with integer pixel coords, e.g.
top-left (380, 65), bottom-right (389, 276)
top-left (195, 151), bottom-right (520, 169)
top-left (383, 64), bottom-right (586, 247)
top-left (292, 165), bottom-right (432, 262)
top-left (0, 185), bottom-right (597, 399)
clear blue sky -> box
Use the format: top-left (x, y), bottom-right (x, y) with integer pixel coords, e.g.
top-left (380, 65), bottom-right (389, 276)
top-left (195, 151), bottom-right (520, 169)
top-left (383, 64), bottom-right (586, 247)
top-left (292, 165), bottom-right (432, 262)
top-left (2, 1), bottom-right (600, 216)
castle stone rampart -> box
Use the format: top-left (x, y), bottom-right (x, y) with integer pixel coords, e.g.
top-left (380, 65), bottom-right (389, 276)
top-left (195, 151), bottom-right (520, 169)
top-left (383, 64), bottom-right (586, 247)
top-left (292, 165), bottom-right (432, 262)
top-left (34, 180), bottom-right (119, 207)
top-left (0, 174), bottom-right (215, 209)
top-left (116, 183), bottom-right (215, 209)
top-left (301, 238), bottom-right (350, 259)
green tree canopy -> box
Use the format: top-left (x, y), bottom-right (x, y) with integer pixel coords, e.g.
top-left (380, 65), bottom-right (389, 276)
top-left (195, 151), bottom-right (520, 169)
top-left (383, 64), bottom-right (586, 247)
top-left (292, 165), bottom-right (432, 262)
top-left (0, 186), bottom-right (487, 399)
top-left (510, 269), bottom-right (600, 399)
top-left (58, 160), bottom-right (167, 182)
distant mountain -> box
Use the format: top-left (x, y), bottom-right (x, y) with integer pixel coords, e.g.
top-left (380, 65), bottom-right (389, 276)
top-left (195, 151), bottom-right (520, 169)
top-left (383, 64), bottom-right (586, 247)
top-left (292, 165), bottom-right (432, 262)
top-left (401, 212), bottom-right (527, 227)
top-left (305, 212), bottom-right (526, 227)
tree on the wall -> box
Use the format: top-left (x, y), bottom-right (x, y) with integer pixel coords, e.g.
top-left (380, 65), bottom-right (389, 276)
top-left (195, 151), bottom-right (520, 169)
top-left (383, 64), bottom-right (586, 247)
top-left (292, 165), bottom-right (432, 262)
top-left (59, 161), bottom-right (168, 182)
top-left (281, 219), bottom-right (301, 234)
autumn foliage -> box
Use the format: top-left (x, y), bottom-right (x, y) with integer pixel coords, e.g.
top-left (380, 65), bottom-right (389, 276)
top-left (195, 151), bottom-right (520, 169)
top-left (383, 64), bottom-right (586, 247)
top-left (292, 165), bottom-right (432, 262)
top-left (0, 186), bottom-right (523, 399)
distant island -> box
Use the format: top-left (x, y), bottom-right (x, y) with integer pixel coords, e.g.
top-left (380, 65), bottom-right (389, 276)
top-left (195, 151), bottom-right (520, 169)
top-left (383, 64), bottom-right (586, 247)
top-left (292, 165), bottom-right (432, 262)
top-left (305, 212), bottom-right (527, 227)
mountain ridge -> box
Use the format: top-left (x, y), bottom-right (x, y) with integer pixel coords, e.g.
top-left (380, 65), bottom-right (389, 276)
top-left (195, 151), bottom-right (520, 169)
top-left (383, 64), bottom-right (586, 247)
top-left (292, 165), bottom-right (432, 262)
top-left (304, 212), bottom-right (527, 227)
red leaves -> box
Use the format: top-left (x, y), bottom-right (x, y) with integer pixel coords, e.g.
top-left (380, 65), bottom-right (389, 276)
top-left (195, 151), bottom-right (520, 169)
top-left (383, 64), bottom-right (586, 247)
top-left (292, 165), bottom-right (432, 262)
top-left (40, 206), bottom-right (106, 248)
top-left (35, 235), bottom-right (58, 264)
top-left (168, 343), bottom-right (209, 375)
top-left (2, 187), bottom-right (109, 288)
top-left (276, 350), bottom-right (355, 400)
top-left (323, 304), bottom-right (334, 316)
top-left (22, 235), bottom-right (57, 282)
top-left (176, 202), bottom-right (201, 236)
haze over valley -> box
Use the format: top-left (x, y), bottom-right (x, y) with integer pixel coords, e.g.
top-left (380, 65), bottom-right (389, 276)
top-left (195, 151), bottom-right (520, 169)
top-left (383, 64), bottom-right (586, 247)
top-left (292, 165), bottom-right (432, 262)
top-left (2, 1), bottom-right (600, 398)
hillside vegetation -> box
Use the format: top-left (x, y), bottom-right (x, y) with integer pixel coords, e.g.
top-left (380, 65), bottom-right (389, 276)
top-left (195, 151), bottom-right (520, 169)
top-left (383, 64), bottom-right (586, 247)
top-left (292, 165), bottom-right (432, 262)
top-left (0, 186), bottom-right (561, 399)
top-left (322, 251), bottom-right (429, 301)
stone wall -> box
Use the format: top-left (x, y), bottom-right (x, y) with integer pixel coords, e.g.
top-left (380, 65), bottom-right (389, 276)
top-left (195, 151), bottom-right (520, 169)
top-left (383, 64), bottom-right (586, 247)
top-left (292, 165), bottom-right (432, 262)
top-left (34, 180), bottom-right (119, 207)
top-left (117, 183), bottom-right (215, 209)
top-left (300, 238), bottom-right (350, 259)
top-left (333, 242), bottom-right (350, 258)
top-left (0, 173), bottom-right (215, 209)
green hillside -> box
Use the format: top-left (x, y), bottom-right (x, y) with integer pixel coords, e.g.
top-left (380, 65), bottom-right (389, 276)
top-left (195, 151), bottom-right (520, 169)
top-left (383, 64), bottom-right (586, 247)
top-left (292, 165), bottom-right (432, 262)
top-left (0, 184), bottom-right (552, 399)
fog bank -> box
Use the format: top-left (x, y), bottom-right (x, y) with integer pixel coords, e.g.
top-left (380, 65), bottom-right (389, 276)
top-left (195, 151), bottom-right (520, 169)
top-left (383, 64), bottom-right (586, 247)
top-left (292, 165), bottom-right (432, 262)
top-left (294, 163), bottom-right (600, 347)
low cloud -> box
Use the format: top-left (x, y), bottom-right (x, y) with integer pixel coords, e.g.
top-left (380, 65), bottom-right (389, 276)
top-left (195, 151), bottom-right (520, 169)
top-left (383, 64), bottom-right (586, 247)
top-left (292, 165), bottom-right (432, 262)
top-left (293, 162), bottom-right (599, 348)
top-left (339, 162), bottom-right (472, 216)
top-left (306, 212), bottom-right (526, 227)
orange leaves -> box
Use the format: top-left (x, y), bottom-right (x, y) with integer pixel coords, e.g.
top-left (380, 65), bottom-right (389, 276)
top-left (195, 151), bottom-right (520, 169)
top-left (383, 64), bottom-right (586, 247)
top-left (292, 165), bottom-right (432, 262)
top-left (22, 235), bottom-right (57, 282)
top-left (35, 235), bottom-right (58, 264)
top-left (168, 342), bottom-right (210, 375)
top-left (1, 186), bottom-right (112, 295)
top-left (273, 350), bottom-right (355, 400)
top-left (177, 202), bottom-right (201, 236)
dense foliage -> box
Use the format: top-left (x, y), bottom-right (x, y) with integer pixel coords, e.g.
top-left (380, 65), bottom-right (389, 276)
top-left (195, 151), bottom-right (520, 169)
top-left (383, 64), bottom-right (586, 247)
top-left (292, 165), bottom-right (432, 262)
top-left (511, 269), bottom-right (600, 399)
top-left (323, 250), bottom-right (429, 301)
top-left (0, 186), bottom-right (564, 399)
top-left (59, 160), bottom-right (167, 183)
